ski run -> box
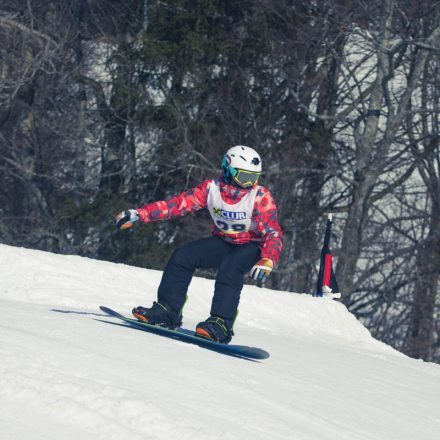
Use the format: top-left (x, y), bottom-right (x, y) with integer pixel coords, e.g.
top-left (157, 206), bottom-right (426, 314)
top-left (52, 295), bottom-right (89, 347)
top-left (0, 243), bottom-right (439, 440)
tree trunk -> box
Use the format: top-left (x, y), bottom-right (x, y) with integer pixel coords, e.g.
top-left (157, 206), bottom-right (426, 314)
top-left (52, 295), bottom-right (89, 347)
top-left (404, 214), bottom-right (440, 360)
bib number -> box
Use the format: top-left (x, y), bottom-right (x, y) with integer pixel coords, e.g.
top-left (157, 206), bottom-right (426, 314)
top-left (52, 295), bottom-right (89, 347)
top-left (216, 220), bottom-right (246, 232)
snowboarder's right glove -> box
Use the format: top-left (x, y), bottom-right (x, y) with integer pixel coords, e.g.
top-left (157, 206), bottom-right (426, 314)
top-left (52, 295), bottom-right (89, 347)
top-left (249, 258), bottom-right (274, 282)
top-left (115, 209), bottom-right (139, 230)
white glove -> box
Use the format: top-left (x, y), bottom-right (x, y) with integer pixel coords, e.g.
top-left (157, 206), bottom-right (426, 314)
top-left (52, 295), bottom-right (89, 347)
top-left (115, 209), bottom-right (139, 230)
top-left (249, 258), bottom-right (274, 282)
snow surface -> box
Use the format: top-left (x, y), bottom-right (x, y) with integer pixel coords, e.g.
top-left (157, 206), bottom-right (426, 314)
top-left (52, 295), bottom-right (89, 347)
top-left (0, 243), bottom-right (439, 440)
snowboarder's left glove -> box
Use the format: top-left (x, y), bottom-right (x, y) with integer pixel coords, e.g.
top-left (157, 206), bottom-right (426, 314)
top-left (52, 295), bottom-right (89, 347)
top-left (249, 258), bottom-right (274, 282)
top-left (115, 209), bottom-right (139, 230)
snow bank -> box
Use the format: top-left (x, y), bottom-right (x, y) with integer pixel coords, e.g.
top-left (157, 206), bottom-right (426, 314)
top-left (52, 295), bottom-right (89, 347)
top-left (0, 243), bottom-right (439, 440)
top-left (0, 244), bottom-right (376, 345)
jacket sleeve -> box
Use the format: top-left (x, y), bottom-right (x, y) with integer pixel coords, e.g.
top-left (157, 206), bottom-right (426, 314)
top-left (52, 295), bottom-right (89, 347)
top-left (137, 180), bottom-right (210, 223)
top-left (254, 188), bottom-right (283, 265)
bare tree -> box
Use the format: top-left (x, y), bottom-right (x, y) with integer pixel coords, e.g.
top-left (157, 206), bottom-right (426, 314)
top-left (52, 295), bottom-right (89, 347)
top-left (403, 54), bottom-right (440, 360)
top-left (334, 0), bottom-right (440, 305)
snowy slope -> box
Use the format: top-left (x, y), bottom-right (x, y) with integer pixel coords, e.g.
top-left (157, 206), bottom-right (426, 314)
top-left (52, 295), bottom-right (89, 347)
top-left (0, 244), bottom-right (439, 440)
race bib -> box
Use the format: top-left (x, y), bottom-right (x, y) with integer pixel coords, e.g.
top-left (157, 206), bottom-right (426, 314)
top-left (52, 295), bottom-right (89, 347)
top-left (207, 180), bottom-right (258, 234)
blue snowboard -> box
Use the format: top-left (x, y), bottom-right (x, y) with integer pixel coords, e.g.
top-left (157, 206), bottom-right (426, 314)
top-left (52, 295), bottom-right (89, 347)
top-left (99, 306), bottom-right (269, 360)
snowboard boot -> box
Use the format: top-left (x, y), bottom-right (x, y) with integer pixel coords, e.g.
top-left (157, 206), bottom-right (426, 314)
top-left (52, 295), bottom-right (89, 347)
top-left (195, 316), bottom-right (234, 344)
top-left (132, 301), bottom-right (182, 330)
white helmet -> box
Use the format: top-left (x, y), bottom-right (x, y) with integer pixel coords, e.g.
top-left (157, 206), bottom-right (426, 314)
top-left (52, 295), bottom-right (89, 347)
top-left (222, 145), bottom-right (262, 188)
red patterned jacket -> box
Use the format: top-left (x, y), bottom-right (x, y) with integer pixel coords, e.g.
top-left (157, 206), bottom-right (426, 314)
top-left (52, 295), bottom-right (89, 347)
top-left (137, 178), bottom-right (283, 264)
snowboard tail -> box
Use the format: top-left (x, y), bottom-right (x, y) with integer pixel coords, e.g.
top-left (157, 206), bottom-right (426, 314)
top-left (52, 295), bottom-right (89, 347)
top-left (99, 306), bottom-right (269, 360)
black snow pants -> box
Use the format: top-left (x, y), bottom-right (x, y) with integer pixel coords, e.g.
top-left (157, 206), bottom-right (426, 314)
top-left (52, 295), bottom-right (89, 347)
top-left (157, 236), bottom-right (261, 323)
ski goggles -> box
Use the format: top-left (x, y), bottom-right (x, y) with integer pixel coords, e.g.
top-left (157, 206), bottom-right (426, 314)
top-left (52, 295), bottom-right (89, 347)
top-left (222, 156), bottom-right (261, 187)
top-left (229, 167), bottom-right (261, 187)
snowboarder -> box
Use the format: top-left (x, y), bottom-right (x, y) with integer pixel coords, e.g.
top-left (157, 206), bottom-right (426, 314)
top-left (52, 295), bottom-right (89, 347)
top-left (115, 145), bottom-right (283, 343)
